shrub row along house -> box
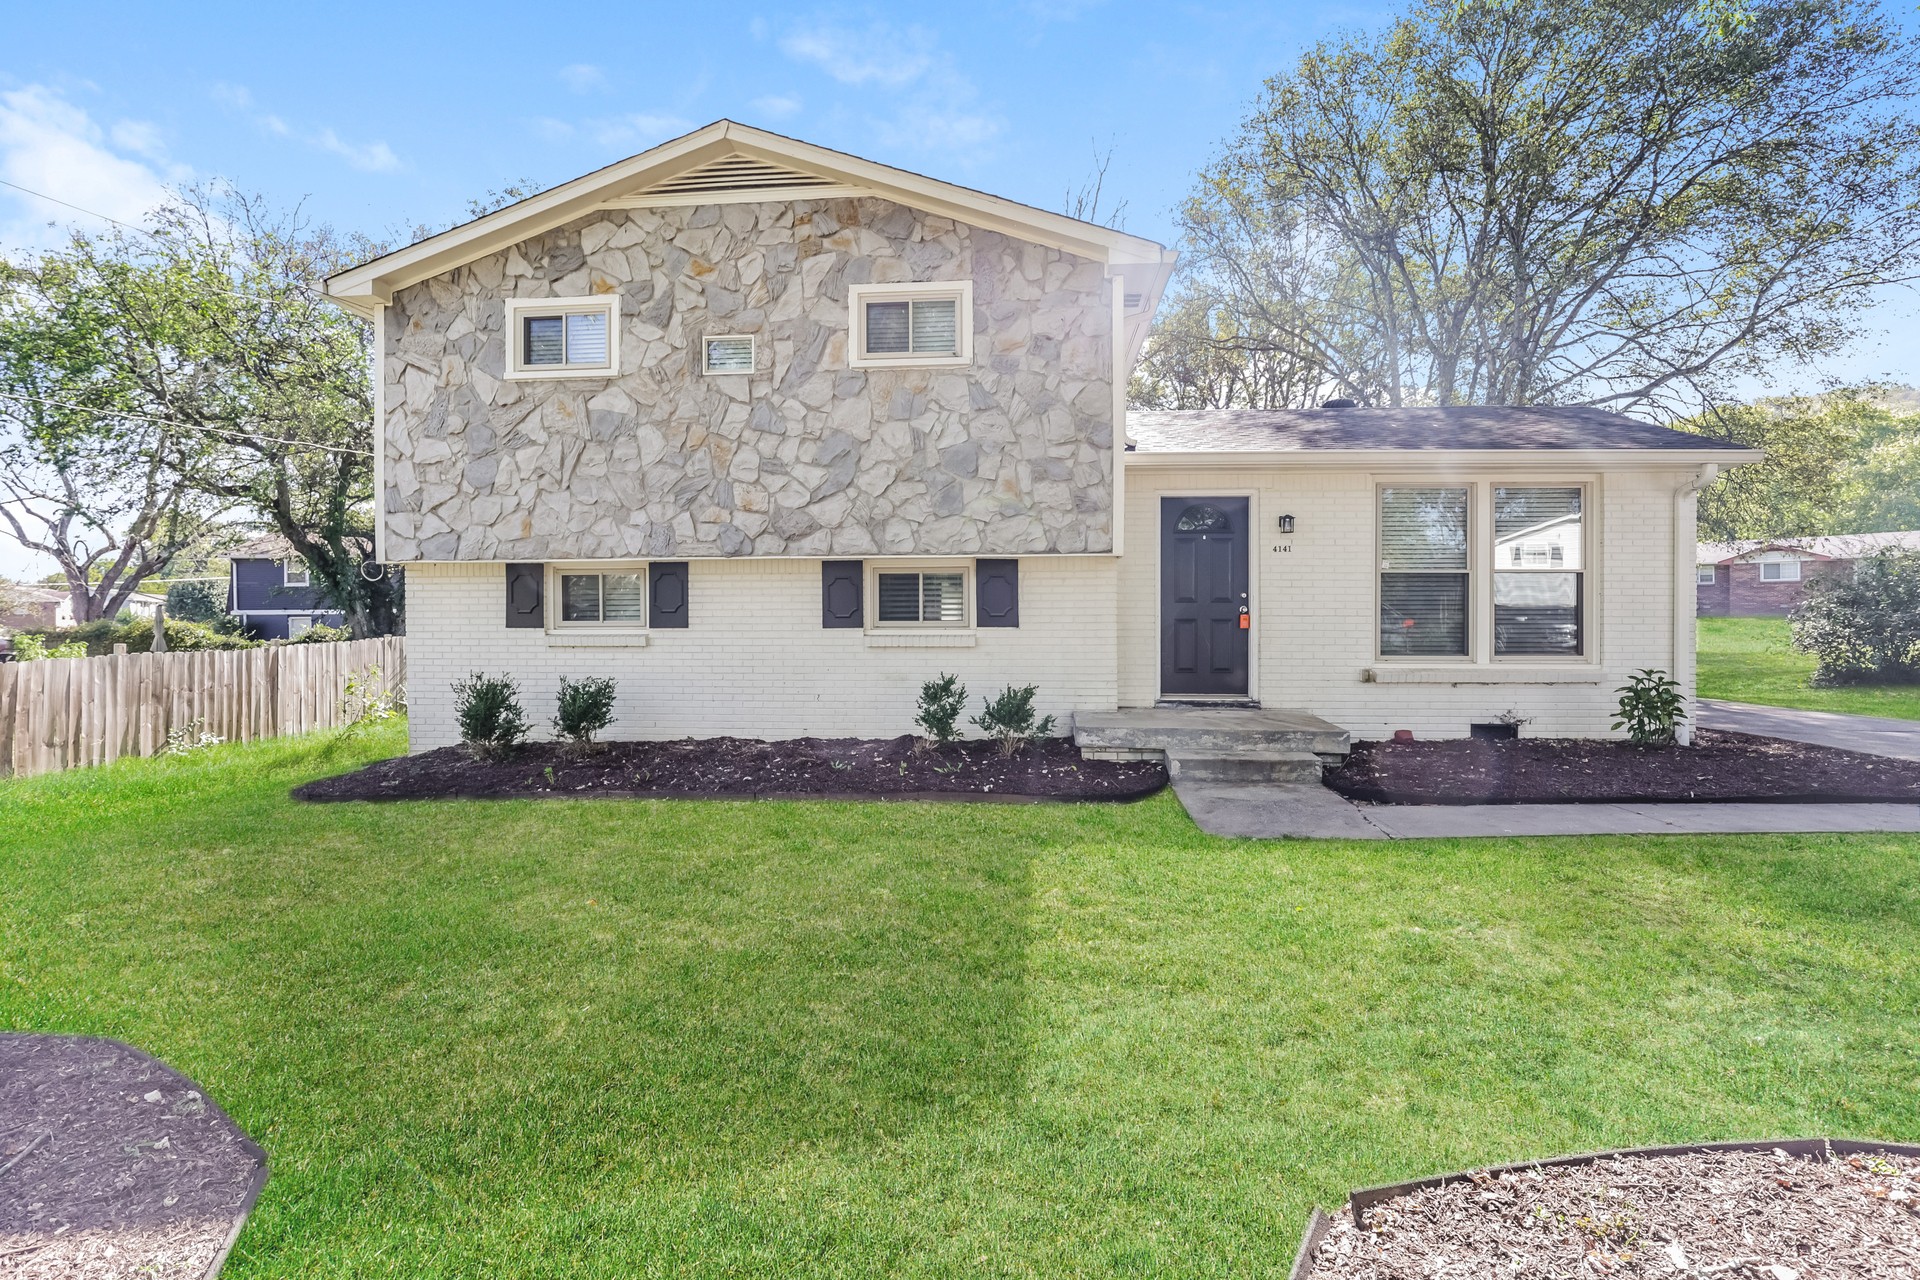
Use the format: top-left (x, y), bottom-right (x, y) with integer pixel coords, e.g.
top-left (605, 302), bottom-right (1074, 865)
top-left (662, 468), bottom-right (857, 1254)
top-left (1696, 531), bottom-right (1920, 617)
top-left (322, 121), bottom-right (1758, 752)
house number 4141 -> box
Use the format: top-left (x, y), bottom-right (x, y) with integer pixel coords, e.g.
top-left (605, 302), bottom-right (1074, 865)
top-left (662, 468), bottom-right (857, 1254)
top-left (1270, 542), bottom-right (1294, 553)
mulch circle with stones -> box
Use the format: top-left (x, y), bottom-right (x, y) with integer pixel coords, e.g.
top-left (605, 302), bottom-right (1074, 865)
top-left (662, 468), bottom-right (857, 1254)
top-left (294, 734), bottom-right (1168, 804)
top-left (1322, 729), bottom-right (1920, 805)
top-left (1300, 1144), bottom-right (1920, 1279)
top-left (0, 1034), bottom-right (267, 1280)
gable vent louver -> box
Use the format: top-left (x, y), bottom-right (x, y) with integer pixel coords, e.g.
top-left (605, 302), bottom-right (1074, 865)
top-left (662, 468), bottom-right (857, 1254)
top-left (638, 154), bottom-right (842, 197)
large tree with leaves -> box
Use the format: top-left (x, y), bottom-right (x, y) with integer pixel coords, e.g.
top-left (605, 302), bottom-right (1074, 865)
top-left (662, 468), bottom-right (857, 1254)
top-left (1147, 0), bottom-right (1920, 413)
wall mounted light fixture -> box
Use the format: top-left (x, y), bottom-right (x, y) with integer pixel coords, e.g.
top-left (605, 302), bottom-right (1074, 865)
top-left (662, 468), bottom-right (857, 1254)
top-left (1278, 514), bottom-right (1296, 534)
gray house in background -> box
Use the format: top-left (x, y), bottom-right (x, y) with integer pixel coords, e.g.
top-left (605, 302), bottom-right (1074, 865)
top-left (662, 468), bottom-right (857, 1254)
top-left (226, 536), bottom-right (345, 640)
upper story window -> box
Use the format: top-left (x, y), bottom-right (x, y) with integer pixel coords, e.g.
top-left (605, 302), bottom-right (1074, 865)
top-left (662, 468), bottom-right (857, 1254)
top-left (1760, 558), bottom-right (1801, 582)
top-left (848, 282), bottom-right (972, 369)
top-left (503, 297), bottom-right (619, 380)
top-left (1378, 487), bottom-right (1469, 657)
top-left (282, 559), bottom-right (309, 587)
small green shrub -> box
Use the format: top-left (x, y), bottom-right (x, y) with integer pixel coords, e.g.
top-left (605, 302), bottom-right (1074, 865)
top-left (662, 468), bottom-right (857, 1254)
top-left (160, 717), bottom-right (224, 756)
top-left (164, 579), bottom-right (226, 624)
top-left (913, 673), bottom-right (967, 748)
top-left (453, 672), bottom-right (529, 759)
top-left (13, 633), bottom-right (87, 661)
top-left (970, 683), bottom-right (1058, 756)
top-left (1612, 668), bottom-right (1686, 746)
top-left (286, 622), bottom-right (353, 645)
top-left (338, 666), bottom-right (403, 737)
top-left (553, 675), bottom-right (618, 748)
top-left (1791, 548), bottom-right (1920, 686)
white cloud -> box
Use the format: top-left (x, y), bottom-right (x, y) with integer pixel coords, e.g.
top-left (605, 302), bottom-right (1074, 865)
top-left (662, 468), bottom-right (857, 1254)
top-left (211, 83), bottom-right (403, 173)
top-left (779, 22), bottom-right (935, 88)
top-left (751, 94), bottom-right (803, 120)
top-left (589, 113), bottom-right (695, 150)
top-left (0, 85), bottom-right (175, 249)
top-left (558, 63), bottom-right (607, 94)
top-left (314, 129), bottom-right (401, 173)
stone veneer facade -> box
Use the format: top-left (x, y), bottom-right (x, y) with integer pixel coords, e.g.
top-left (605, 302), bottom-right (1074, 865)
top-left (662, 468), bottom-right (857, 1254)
top-left (383, 197), bottom-right (1116, 562)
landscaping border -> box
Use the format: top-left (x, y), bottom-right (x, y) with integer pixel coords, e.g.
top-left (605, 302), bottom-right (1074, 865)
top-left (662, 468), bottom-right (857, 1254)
top-left (1288, 1136), bottom-right (1920, 1279)
top-left (295, 779), bottom-right (1167, 805)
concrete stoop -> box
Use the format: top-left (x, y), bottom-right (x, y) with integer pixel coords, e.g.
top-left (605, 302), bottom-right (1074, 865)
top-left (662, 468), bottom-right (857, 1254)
top-left (1073, 706), bottom-right (1352, 783)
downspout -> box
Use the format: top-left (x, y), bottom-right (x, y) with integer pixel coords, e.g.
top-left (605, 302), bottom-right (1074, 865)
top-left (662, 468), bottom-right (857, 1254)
top-left (1672, 463), bottom-right (1719, 746)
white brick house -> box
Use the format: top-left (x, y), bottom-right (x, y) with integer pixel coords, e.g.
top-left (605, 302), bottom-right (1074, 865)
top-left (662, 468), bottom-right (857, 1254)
top-left (323, 121), bottom-right (1758, 751)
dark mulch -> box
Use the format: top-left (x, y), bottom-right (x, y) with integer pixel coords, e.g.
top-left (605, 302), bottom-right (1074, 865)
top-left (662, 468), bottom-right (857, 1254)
top-left (1322, 729), bottom-right (1920, 805)
top-left (1305, 1146), bottom-right (1920, 1278)
top-left (294, 734), bottom-right (1167, 804)
top-left (0, 1034), bottom-right (267, 1279)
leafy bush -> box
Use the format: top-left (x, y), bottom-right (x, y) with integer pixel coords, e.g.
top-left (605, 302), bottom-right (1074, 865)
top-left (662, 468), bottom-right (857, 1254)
top-left (1612, 668), bottom-right (1686, 746)
top-left (552, 675), bottom-right (618, 748)
top-left (338, 666), bottom-right (403, 737)
top-left (286, 622), bottom-right (353, 645)
top-left (13, 633), bottom-right (87, 660)
top-left (913, 673), bottom-right (967, 748)
top-left (164, 579), bottom-right (226, 624)
top-left (970, 683), bottom-right (1058, 756)
top-left (453, 672), bottom-right (529, 759)
top-left (1790, 548), bottom-right (1920, 686)
top-left (35, 617), bottom-right (259, 656)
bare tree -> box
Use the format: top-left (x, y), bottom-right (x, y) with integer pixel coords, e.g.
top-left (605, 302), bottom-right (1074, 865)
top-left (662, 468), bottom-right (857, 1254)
top-left (1063, 142), bottom-right (1129, 230)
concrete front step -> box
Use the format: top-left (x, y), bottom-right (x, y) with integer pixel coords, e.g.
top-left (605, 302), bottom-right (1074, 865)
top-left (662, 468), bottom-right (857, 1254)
top-left (1072, 707), bottom-right (1351, 759)
top-left (1166, 749), bottom-right (1325, 784)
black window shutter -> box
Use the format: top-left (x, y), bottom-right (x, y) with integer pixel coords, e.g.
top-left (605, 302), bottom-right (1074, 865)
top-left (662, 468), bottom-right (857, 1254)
top-left (505, 563), bottom-right (544, 628)
top-left (976, 558), bottom-right (1019, 627)
top-left (822, 560), bottom-right (863, 628)
top-left (650, 561), bottom-right (689, 628)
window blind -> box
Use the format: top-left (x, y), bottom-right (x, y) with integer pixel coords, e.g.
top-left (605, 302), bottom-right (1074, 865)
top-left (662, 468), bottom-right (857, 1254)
top-left (704, 335), bottom-right (754, 373)
top-left (909, 299), bottom-right (957, 355)
top-left (525, 315), bottom-right (565, 366)
top-left (565, 311), bottom-right (608, 365)
top-left (1379, 488), bottom-right (1467, 571)
top-left (601, 573), bottom-right (647, 622)
top-left (560, 573), bottom-right (600, 622)
top-left (876, 571), bottom-right (965, 623)
top-left (1380, 574), bottom-right (1468, 655)
top-left (863, 297), bottom-right (960, 357)
top-left (865, 301), bottom-right (911, 354)
top-left (1379, 487), bottom-right (1468, 655)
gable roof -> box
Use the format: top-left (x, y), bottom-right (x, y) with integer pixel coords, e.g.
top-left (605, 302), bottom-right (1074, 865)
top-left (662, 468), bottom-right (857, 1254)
top-left (1126, 406), bottom-right (1763, 466)
top-left (1698, 530), bottom-right (1920, 564)
top-left (324, 120), bottom-right (1175, 317)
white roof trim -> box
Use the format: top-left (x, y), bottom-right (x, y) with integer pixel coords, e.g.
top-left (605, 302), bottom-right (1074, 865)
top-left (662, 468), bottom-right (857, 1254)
top-left (1125, 447), bottom-right (1764, 471)
top-left (324, 120), bottom-right (1173, 315)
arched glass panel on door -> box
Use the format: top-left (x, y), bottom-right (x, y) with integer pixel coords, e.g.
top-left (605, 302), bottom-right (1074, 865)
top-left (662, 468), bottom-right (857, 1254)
top-left (1175, 503), bottom-right (1233, 533)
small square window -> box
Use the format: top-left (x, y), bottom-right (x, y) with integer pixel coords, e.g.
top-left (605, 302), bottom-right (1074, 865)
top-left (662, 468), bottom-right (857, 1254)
top-left (504, 297), bottom-right (619, 379)
top-left (875, 570), bottom-right (967, 625)
top-left (1697, 566), bottom-right (1717, 585)
top-left (849, 283), bottom-right (972, 368)
top-left (703, 334), bottom-right (755, 374)
top-left (287, 615), bottom-right (313, 638)
top-left (283, 559), bottom-right (309, 587)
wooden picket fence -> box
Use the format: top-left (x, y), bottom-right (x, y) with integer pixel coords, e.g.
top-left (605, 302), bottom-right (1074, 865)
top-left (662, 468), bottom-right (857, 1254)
top-left (0, 637), bottom-right (405, 779)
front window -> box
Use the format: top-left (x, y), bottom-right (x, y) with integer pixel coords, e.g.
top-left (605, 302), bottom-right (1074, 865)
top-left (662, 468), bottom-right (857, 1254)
top-left (1698, 566), bottom-right (1717, 585)
top-left (876, 570), bottom-right (967, 625)
top-left (558, 571), bottom-right (648, 625)
top-left (1760, 559), bottom-right (1801, 582)
top-left (1378, 487), bottom-right (1468, 656)
top-left (504, 298), bottom-right (618, 378)
top-left (849, 283), bottom-right (971, 367)
top-left (1492, 486), bottom-right (1584, 656)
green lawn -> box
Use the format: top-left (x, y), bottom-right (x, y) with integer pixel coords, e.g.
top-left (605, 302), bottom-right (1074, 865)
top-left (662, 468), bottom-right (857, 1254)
top-left (3, 725), bottom-right (1918, 1277)
top-left (1698, 615), bottom-right (1920, 721)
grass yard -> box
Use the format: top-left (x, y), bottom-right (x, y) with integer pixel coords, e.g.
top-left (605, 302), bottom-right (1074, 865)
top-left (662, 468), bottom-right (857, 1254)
top-left (3, 724), bottom-right (1918, 1277)
top-left (1698, 615), bottom-right (1920, 721)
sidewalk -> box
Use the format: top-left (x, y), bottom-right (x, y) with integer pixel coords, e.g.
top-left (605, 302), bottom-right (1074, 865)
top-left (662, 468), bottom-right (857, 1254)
top-left (1172, 779), bottom-right (1920, 841)
top-left (1697, 699), bottom-right (1920, 761)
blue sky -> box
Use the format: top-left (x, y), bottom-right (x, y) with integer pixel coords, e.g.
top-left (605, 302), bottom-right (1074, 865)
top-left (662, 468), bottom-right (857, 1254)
top-left (2, 0), bottom-right (1916, 580)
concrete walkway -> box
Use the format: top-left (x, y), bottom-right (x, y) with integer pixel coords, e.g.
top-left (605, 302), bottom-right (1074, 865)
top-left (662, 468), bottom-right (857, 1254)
top-left (1171, 778), bottom-right (1920, 840)
top-left (1697, 699), bottom-right (1920, 761)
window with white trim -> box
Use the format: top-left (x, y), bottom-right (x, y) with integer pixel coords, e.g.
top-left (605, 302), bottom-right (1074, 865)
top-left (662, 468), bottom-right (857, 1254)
top-left (703, 334), bottom-right (754, 374)
top-left (1760, 559), bottom-right (1801, 582)
top-left (849, 282), bottom-right (971, 368)
top-left (1697, 566), bottom-right (1718, 585)
top-left (287, 615), bottom-right (313, 638)
top-left (1492, 486), bottom-right (1583, 656)
top-left (874, 567), bottom-right (968, 626)
top-left (283, 559), bottom-right (309, 587)
top-left (555, 569), bottom-right (649, 626)
top-left (504, 297), bottom-right (618, 379)
top-left (1378, 487), bottom-right (1469, 656)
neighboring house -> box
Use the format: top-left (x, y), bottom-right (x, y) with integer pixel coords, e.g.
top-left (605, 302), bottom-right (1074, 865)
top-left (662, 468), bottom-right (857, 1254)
top-left (0, 585), bottom-right (76, 632)
top-left (1696, 531), bottom-right (1920, 616)
top-left (225, 536), bottom-right (347, 639)
top-left (322, 120), bottom-right (1759, 753)
top-left (123, 592), bottom-right (164, 621)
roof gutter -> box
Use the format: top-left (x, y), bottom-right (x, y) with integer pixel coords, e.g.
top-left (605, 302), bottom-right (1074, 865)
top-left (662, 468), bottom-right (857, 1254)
top-left (1123, 447), bottom-right (1765, 472)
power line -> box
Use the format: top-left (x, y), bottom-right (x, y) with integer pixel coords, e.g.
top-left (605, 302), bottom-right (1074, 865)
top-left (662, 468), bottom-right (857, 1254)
top-left (0, 389), bottom-right (372, 458)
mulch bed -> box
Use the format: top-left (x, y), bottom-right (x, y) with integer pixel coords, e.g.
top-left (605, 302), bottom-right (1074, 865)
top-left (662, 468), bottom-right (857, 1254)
top-left (1322, 729), bottom-right (1920, 805)
top-left (294, 734), bottom-right (1167, 804)
top-left (0, 1034), bottom-right (267, 1280)
top-left (1303, 1146), bottom-right (1920, 1279)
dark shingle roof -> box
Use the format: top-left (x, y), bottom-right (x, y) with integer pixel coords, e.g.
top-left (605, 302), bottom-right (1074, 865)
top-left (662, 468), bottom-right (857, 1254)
top-left (1126, 406), bottom-right (1752, 453)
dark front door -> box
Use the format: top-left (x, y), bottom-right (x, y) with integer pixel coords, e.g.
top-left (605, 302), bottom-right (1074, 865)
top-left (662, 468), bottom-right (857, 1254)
top-left (1160, 496), bottom-right (1250, 697)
